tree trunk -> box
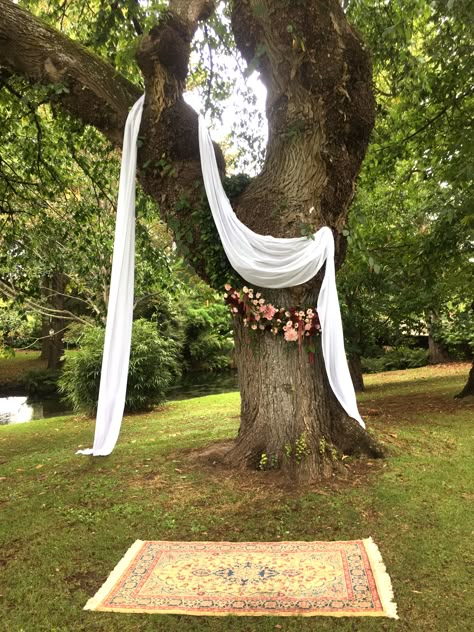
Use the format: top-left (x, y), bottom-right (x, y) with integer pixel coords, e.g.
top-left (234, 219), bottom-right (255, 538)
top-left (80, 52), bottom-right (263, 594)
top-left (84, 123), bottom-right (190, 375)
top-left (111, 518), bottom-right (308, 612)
top-left (225, 288), bottom-right (382, 482)
top-left (428, 334), bottom-right (451, 365)
top-left (348, 353), bottom-right (365, 392)
top-left (428, 311), bottom-right (451, 364)
top-left (41, 274), bottom-right (66, 370)
top-left (39, 317), bottom-right (50, 361)
top-left (455, 360), bottom-right (474, 398)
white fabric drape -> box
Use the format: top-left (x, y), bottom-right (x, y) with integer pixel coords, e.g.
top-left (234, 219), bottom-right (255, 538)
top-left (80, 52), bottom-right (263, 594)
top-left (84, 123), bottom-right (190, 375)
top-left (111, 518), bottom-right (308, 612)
top-left (78, 95), bottom-right (145, 456)
top-left (79, 96), bottom-right (363, 458)
top-left (199, 115), bottom-right (364, 428)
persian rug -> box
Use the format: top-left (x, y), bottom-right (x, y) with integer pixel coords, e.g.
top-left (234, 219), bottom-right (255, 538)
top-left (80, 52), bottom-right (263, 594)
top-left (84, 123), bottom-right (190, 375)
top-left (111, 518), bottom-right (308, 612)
top-left (84, 539), bottom-right (398, 618)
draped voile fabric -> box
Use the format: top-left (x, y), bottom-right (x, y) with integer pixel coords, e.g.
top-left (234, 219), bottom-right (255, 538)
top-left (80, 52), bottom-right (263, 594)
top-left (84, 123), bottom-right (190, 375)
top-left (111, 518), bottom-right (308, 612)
top-left (198, 116), bottom-right (364, 429)
top-left (78, 95), bottom-right (145, 456)
top-left (80, 96), bottom-right (363, 457)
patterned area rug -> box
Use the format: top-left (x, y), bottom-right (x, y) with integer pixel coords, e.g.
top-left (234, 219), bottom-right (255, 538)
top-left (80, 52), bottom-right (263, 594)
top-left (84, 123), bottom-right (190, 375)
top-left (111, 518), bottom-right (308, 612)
top-left (84, 539), bottom-right (398, 618)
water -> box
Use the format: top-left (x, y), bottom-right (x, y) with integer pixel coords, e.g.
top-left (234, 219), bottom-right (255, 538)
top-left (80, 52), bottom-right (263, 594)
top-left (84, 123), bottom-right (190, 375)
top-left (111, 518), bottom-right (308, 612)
top-left (0, 396), bottom-right (72, 425)
top-left (0, 370), bottom-right (240, 425)
top-left (166, 370), bottom-right (239, 401)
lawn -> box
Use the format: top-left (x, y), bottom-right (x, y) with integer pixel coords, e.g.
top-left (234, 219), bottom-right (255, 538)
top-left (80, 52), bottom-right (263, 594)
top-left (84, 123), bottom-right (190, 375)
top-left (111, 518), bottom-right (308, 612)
top-left (1, 364), bottom-right (473, 631)
top-left (0, 351), bottom-right (46, 387)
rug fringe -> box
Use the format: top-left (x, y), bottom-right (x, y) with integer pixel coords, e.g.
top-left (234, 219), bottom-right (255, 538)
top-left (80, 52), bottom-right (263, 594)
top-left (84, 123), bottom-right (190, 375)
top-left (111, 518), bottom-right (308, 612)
top-left (363, 537), bottom-right (399, 620)
top-left (84, 540), bottom-right (144, 611)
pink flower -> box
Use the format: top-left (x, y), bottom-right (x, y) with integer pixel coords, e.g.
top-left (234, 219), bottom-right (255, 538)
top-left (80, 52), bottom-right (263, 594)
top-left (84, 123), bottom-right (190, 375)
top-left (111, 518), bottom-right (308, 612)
top-left (262, 304), bottom-right (277, 320)
top-left (284, 328), bottom-right (299, 342)
top-left (254, 314), bottom-right (261, 321)
top-left (224, 284), bottom-right (231, 291)
top-left (304, 323), bottom-right (312, 331)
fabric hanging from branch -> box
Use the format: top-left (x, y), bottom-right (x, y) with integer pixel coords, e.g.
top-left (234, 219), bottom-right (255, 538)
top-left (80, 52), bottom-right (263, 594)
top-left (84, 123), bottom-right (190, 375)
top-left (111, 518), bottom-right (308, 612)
top-left (79, 96), bottom-right (363, 457)
top-left (198, 116), bottom-right (364, 428)
top-left (77, 95), bottom-right (145, 456)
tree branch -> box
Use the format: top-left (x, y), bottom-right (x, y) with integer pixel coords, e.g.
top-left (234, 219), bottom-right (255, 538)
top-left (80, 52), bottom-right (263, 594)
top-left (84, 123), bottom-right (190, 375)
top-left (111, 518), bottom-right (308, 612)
top-left (0, 0), bottom-right (141, 145)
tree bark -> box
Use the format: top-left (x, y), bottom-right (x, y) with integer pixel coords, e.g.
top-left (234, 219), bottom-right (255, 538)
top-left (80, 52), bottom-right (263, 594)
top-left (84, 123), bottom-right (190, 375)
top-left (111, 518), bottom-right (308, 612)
top-left (228, 288), bottom-right (381, 481)
top-left (455, 360), bottom-right (474, 398)
top-left (40, 274), bottom-right (66, 370)
top-left (428, 311), bottom-right (451, 364)
top-left (0, 0), bottom-right (383, 480)
top-left (428, 334), bottom-right (451, 365)
top-left (348, 352), bottom-right (365, 392)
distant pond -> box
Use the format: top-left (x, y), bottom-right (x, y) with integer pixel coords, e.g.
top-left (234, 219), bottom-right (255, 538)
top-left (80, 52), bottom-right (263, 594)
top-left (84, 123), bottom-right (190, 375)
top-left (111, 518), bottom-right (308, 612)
top-left (0, 370), bottom-right (239, 425)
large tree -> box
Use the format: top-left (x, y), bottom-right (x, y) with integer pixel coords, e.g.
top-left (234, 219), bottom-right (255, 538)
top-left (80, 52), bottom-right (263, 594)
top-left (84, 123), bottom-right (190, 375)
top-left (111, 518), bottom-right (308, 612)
top-left (0, 0), bottom-right (383, 480)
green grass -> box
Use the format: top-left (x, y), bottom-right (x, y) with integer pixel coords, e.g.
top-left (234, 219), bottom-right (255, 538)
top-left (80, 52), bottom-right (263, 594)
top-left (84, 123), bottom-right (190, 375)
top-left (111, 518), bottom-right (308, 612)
top-left (1, 364), bottom-right (473, 631)
top-left (0, 350), bottom-right (45, 385)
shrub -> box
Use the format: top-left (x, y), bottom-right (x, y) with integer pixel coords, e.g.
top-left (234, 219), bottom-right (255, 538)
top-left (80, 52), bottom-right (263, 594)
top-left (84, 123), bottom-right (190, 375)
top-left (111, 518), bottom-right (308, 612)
top-left (59, 319), bottom-right (182, 414)
top-left (22, 369), bottom-right (60, 397)
top-left (362, 346), bottom-right (429, 373)
top-left (182, 303), bottom-right (234, 371)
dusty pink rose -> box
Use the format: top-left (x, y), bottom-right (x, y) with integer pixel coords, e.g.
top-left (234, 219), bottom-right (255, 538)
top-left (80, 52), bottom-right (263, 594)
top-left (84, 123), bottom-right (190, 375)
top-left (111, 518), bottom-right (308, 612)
top-left (284, 327), bottom-right (299, 342)
top-left (262, 304), bottom-right (278, 320)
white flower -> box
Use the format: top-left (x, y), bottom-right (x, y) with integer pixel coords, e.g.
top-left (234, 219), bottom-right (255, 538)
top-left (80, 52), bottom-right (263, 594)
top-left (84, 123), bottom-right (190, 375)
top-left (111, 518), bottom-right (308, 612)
top-left (256, 292), bottom-right (261, 299)
top-left (243, 286), bottom-right (249, 293)
top-left (251, 324), bottom-right (258, 330)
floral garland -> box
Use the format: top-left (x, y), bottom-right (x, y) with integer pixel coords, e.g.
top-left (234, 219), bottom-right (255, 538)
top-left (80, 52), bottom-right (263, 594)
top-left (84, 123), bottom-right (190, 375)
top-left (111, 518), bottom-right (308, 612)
top-left (223, 284), bottom-right (321, 352)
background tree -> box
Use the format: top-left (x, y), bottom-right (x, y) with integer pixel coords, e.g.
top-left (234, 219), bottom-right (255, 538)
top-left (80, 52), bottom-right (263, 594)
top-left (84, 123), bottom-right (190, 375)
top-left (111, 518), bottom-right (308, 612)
top-left (339, 0), bottom-right (473, 388)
